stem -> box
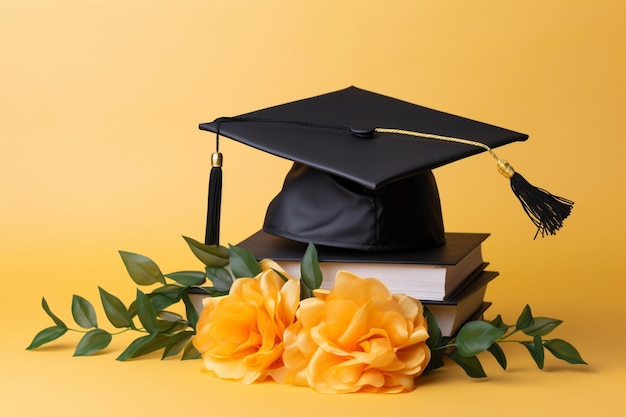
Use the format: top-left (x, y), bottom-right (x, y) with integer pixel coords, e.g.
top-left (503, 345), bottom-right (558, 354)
top-left (431, 343), bottom-right (456, 351)
top-left (431, 330), bottom-right (546, 352)
top-left (497, 338), bottom-right (550, 344)
top-left (67, 327), bottom-right (148, 336)
top-left (501, 328), bottom-right (521, 340)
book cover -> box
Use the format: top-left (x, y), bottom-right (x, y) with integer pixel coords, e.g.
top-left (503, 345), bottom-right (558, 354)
top-left (236, 230), bottom-right (489, 264)
top-left (236, 230), bottom-right (490, 300)
top-left (423, 270), bottom-right (498, 336)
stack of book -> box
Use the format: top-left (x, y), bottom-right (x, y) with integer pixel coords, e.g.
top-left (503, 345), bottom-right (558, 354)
top-left (237, 230), bottom-right (497, 338)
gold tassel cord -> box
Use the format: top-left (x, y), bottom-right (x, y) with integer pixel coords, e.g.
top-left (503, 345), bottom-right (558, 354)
top-left (374, 127), bottom-right (504, 169)
top-left (374, 127), bottom-right (574, 237)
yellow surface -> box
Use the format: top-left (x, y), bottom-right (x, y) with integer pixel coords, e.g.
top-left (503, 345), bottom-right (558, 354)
top-left (1, 1), bottom-right (625, 416)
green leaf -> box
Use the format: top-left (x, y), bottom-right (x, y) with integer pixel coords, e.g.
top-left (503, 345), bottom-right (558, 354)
top-left (182, 236), bottom-right (229, 267)
top-left (544, 339), bottom-right (587, 365)
top-left (119, 251), bottom-right (166, 285)
top-left (157, 311), bottom-right (184, 322)
top-left (116, 334), bottom-right (157, 361)
top-left (162, 331), bottom-right (195, 359)
top-left (151, 284), bottom-right (187, 300)
top-left (131, 334), bottom-right (171, 357)
top-left (152, 284), bottom-right (187, 297)
top-left (156, 310), bottom-right (189, 334)
top-left (41, 297), bottom-right (66, 328)
top-left (489, 314), bottom-right (504, 328)
top-left (522, 317), bottom-right (563, 337)
top-left (206, 267), bottom-right (234, 293)
top-left (146, 294), bottom-right (179, 312)
top-left (487, 342), bottom-right (507, 370)
top-left (71, 295), bottom-right (98, 329)
top-left (522, 335), bottom-right (545, 369)
top-left (455, 321), bottom-right (506, 357)
top-left (425, 349), bottom-right (445, 372)
top-left (128, 291), bottom-right (183, 317)
top-left (73, 329), bottom-right (112, 356)
top-left (164, 270), bottom-right (207, 286)
top-left (26, 326), bottom-right (68, 350)
top-left (195, 286), bottom-right (228, 297)
top-left (299, 279), bottom-right (311, 300)
top-left (489, 314), bottom-right (512, 331)
top-left (181, 340), bottom-right (202, 360)
top-left (515, 304), bottom-right (534, 331)
top-left (98, 287), bottom-right (134, 329)
top-left (423, 307), bottom-right (443, 351)
top-left (157, 320), bottom-right (188, 334)
top-left (182, 293), bottom-right (200, 331)
top-left (273, 268), bottom-right (290, 283)
top-left (135, 289), bottom-right (158, 334)
top-left (300, 243), bottom-right (323, 291)
top-left (229, 244), bottom-right (262, 278)
top-left (137, 284), bottom-right (187, 311)
top-left (448, 351), bottom-right (487, 378)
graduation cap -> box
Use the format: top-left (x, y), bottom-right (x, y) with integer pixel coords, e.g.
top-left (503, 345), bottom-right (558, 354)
top-left (199, 86), bottom-right (573, 251)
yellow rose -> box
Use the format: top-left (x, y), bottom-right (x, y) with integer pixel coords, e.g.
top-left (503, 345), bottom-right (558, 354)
top-left (282, 271), bottom-right (431, 393)
top-left (192, 260), bottom-right (300, 384)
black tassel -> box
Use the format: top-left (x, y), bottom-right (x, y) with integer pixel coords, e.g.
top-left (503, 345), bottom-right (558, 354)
top-left (509, 171), bottom-right (574, 239)
top-left (205, 152), bottom-right (223, 245)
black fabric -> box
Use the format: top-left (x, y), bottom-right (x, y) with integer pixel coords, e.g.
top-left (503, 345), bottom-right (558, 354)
top-left (263, 163), bottom-right (445, 251)
top-left (199, 86), bottom-right (528, 190)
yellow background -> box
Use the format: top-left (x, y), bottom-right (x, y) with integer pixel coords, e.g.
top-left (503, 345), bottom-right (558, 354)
top-left (2, 1), bottom-right (624, 416)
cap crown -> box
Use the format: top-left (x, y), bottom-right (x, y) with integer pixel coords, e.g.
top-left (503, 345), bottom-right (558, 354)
top-left (264, 163), bottom-right (445, 251)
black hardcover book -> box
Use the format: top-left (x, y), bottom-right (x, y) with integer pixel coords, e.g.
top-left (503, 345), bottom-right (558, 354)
top-left (236, 230), bottom-right (490, 301)
top-left (423, 270), bottom-right (498, 336)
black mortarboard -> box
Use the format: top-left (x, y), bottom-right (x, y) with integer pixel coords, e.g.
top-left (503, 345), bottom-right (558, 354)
top-left (199, 86), bottom-right (573, 251)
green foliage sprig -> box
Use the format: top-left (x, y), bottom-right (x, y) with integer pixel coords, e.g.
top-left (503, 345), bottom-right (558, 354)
top-left (27, 237), bottom-right (229, 360)
top-left (28, 236), bottom-right (586, 377)
top-left (425, 304), bottom-right (587, 377)
top-left (27, 237), bottom-right (322, 360)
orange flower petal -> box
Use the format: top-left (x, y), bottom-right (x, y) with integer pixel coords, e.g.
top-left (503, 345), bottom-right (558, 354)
top-left (193, 264), bottom-right (300, 384)
top-left (282, 271), bottom-right (431, 393)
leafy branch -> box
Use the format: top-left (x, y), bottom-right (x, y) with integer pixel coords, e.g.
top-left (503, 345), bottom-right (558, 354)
top-left (27, 236), bottom-right (227, 360)
top-left (28, 236), bottom-right (586, 378)
top-left (426, 304), bottom-right (587, 377)
top-left (27, 236), bottom-right (322, 361)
